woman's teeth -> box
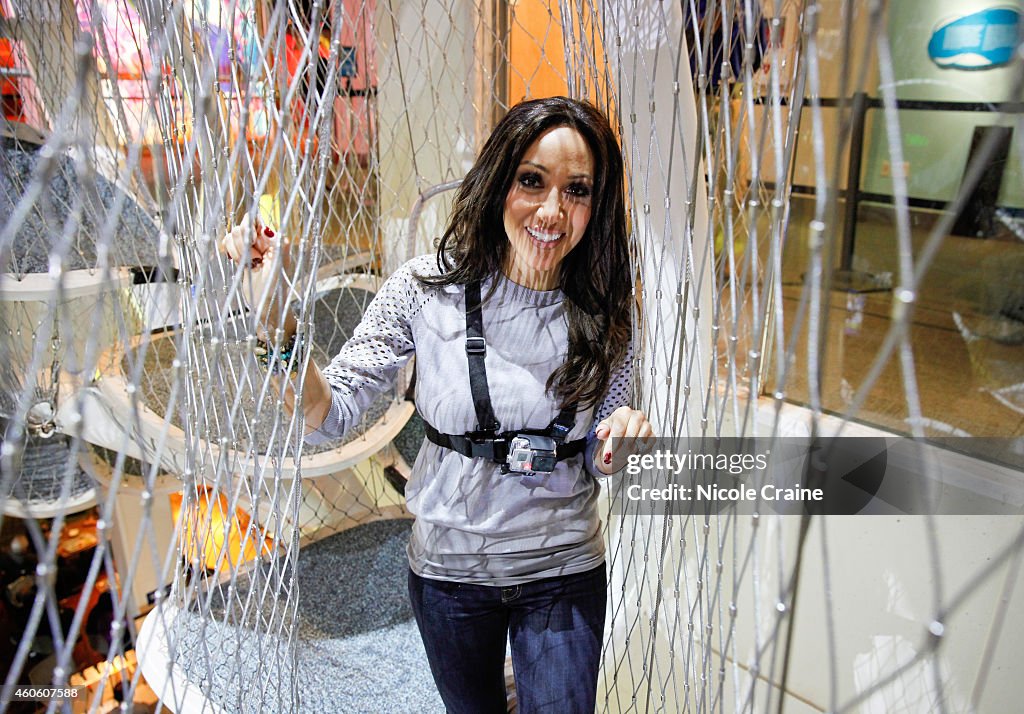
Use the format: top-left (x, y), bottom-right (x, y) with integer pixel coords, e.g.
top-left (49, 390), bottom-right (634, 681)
top-left (526, 227), bottom-right (563, 243)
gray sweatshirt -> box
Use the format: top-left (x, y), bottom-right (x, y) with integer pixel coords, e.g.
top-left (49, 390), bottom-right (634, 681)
top-left (305, 255), bottom-right (632, 585)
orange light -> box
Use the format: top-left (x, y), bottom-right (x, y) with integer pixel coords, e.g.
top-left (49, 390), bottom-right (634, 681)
top-left (169, 486), bottom-right (273, 576)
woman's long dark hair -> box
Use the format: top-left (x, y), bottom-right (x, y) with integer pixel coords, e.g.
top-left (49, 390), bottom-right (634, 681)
top-left (417, 97), bottom-right (631, 410)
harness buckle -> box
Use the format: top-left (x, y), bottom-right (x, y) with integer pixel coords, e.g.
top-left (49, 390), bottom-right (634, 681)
top-left (465, 336), bottom-right (487, 355)
top-left (549, 422), bottom-right (572, 444)
top-left (464, 429), bottom-right (507, 461)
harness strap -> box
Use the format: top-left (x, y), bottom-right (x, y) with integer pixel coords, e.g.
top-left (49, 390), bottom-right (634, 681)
top-left (423, 279), bottom-right (584, 469)
top-left (465, 281), bottom-right (499, 432)
top-left (424, 421), bottom-right (586, 462)
top-left (548, 404), bottom-right (577, 444)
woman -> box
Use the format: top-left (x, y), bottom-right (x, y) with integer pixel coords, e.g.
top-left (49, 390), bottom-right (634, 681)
top-left (222, 97), bottom-right (652, 713)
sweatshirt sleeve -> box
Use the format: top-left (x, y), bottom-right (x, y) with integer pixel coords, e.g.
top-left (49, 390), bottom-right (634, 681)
top-left (584, 341), bottom-right (635, 478)
top-left (304, 261), bottom-right (427, 445)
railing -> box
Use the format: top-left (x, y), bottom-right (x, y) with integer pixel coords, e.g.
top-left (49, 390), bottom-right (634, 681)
top-left (758, 93), bottom-right (1022, 290)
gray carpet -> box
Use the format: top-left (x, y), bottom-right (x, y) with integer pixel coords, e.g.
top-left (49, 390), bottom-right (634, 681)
top-left (0, 136), bottom-right (160, 275)
top-left (170, 519), bottom-right (444, 713)
top-left (392, 412), bottom-right (426, 467)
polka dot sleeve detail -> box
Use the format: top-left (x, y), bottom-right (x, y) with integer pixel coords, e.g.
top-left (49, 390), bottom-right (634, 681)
top-left (593, 340), bottom-right (635, 425)
top-left (583, 341), bottom-right (635, 477)
top-left (305, 256), bottom-right (437, 444)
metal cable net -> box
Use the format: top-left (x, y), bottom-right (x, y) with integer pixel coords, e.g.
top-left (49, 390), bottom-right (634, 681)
top-left (0, 0), bottom-right (1021, 712)
top-left (575, 2), bottom-right (1024, 713)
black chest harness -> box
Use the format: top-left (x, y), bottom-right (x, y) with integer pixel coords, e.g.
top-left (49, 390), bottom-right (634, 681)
top-left (422, 281), bottom-right (587, 474)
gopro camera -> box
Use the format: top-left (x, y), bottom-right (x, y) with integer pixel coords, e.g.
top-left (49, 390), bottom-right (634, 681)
top-left (506, 434), bottom-right (558, 474)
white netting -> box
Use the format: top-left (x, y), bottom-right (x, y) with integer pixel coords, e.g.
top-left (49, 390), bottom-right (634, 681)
top-left (1, 0), bottom-right (1022, 712)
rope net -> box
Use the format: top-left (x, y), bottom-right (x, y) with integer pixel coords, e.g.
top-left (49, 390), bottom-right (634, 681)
top-left (0, 0), bottom-right (1021, 712)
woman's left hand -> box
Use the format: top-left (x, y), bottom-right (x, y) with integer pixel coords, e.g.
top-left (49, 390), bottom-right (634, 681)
top-left (594, 406), bottom-right (654, 475)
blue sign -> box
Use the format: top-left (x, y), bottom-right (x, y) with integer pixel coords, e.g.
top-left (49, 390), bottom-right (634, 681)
top-left (928, 7), bottom-right (1021, 69)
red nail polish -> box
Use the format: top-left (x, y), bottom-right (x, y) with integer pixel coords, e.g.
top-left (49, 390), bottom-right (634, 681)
top-left (604, 452), bottom-right (612, 465)
top-left (264, 227), bottom-right (274, 237)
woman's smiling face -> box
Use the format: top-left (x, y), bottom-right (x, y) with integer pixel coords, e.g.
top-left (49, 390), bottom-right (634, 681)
top-left (502, 126), bottom-right (594, 291)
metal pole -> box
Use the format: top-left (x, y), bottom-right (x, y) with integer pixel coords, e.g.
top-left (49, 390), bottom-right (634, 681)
top-left (839, 90), bottom-right (868, 272)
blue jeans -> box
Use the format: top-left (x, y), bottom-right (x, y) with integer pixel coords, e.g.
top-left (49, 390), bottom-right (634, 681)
top-left (408, 565), bottom-right (607, 714)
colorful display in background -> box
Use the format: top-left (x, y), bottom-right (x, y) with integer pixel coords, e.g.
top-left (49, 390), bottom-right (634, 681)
top-left (5, 0), bottom-right (378, 157)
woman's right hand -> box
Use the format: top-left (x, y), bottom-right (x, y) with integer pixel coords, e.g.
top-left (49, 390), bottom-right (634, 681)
top-left (218, 217), bottom-right (289, 321)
